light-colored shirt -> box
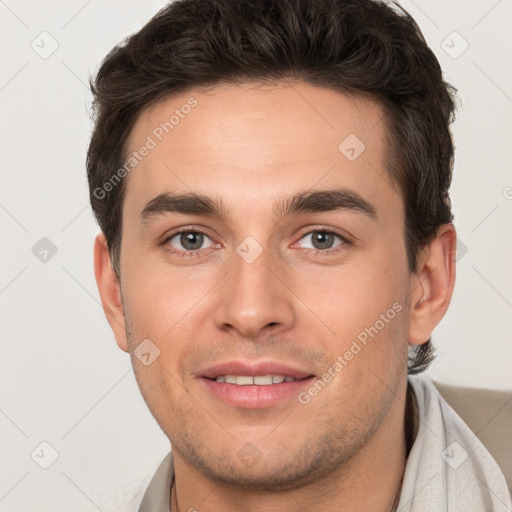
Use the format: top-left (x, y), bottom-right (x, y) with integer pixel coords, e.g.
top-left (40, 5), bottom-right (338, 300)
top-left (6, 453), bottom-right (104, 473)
top-left (136, 376), bottom-right (512, 511)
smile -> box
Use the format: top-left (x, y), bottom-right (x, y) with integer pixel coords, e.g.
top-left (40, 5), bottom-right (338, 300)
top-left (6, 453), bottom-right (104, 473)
top-left (213, 374), bottom-right (300, 385)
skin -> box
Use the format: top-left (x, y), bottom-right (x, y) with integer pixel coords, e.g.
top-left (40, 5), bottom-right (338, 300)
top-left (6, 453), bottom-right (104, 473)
top-left (94, 80), bottom-right (456, 512)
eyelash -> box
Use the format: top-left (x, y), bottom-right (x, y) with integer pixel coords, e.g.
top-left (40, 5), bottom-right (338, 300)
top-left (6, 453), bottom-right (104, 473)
top-left (162, 228), bottom-right (350, 259)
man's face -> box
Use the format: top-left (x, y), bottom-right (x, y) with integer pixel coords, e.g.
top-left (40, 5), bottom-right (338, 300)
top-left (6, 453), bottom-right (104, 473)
top-left (118, 81), bottom-right (413, 488)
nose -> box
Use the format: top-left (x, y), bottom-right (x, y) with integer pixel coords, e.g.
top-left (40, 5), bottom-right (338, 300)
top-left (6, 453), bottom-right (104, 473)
top-left (213, 242), bottom-right (296, 339)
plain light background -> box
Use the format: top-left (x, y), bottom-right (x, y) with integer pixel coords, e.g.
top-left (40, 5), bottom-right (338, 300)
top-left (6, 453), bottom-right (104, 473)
top-left (0, 0), bottom-right (511, 510)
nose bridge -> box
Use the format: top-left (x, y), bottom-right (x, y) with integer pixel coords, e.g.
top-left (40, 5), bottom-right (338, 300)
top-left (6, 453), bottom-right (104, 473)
top-left (213, 235), bottom-right (295, 337)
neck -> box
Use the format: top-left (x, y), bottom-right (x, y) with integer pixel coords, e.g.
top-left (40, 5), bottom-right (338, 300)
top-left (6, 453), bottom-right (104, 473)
top-left (171, 381), bottom-right (416, 512)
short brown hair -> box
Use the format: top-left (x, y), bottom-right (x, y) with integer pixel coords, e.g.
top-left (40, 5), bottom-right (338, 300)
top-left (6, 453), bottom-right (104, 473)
top-left (87, 0), bottom-right (457, 374)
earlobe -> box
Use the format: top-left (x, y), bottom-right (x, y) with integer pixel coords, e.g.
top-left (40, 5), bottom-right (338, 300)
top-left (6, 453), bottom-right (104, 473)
top-left (408, 224), bottom-right (457, 346)
top-left (93, 233), bottom-right (129, 352)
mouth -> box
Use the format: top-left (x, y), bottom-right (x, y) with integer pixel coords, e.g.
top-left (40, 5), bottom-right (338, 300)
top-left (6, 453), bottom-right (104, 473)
top-left (198, 361), bottom-right (315, 408)
top-left (210, 374), bottom-right (304, 385)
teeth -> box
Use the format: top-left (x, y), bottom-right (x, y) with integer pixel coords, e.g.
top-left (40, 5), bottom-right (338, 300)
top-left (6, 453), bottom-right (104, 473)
top-left (253, 375), bottom-right (273, 385)
top-left (236, 376), bottom-right (254, 385)
top-left (214, 374), bottom-right (298, 385)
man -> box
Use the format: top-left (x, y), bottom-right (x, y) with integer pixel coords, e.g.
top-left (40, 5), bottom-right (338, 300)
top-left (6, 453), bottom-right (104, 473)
top-left (88, 0), bottom-right (512, 510)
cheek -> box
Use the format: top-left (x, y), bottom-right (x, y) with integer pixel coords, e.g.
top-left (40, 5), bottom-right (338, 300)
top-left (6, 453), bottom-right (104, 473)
top-left (301, 255), bottom-right (410, 389)
top-left (120, 265), bottom-right (224, 386)
top-left (300, 258), bottom-right (407, 339)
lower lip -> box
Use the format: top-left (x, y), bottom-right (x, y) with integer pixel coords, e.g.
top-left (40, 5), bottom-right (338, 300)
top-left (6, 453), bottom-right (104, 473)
top-left (200, 377), bottom-right (315, 409)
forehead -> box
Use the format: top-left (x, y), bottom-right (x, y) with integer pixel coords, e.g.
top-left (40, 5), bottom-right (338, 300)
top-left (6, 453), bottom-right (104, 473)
top-left (122, 80), bottom-right (399, 222)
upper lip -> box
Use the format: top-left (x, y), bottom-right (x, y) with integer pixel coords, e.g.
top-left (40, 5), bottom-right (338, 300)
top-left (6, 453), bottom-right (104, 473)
top-left (198, 360), bottom-right (314, 380)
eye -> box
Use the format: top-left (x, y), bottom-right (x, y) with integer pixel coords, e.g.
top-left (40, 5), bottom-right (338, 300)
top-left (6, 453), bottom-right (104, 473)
top-left (162, 228), bottom-right (349, 258)
top-left (296, 230), bottom-right (347, 252)
top-left (165, 230), bottom-right (216, 255)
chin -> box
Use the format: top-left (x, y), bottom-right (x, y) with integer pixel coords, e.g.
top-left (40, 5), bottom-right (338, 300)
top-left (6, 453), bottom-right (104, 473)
top-left (174, 432), bottom-right (359, 492)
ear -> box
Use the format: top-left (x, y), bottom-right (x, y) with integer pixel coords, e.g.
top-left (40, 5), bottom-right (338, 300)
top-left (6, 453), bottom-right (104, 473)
top-left (408, 223), bottom-right (457, 345)
top-left (94, 233), bottom-right (128, 352)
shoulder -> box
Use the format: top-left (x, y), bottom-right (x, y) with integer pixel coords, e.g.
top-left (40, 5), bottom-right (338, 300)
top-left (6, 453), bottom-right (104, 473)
top-left (432, 379), bottom-right (512, 491)
top-left (95, 473), bottom-right (153, 512)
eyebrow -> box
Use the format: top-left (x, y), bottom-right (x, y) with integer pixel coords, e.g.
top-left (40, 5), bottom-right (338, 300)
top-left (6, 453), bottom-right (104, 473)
top-left (140, 188), bottom-right (377, 223)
